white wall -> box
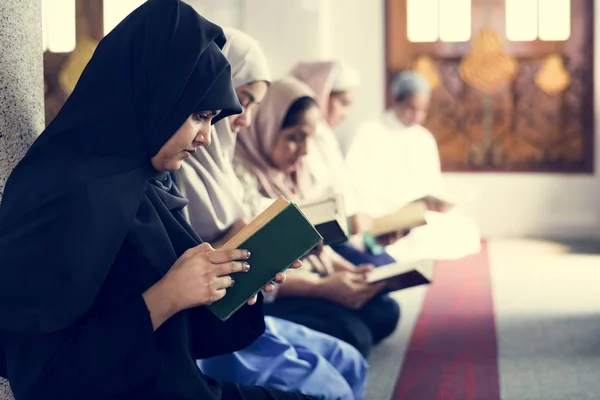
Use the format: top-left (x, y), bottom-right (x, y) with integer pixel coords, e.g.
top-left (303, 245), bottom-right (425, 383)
top-left (190, 0), bottom-right (600, 239)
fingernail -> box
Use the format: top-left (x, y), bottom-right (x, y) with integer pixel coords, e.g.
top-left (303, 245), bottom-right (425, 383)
top-left (244, 262), bottom-right (251, 271)
top-left (245, 250), bottom-right (251, 258)
top-left (230, 279), bottom-right (235, 287)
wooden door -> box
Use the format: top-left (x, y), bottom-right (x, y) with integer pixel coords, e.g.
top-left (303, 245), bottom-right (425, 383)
top-left (385, 0), bottom-right (594, 172)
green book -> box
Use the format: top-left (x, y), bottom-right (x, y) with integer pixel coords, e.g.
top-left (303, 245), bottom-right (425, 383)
top-left (207, 198), bottom-right (323, 321)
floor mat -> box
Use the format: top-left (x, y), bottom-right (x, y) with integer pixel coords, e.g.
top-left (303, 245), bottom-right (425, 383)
top-left (391, 241), bottom-right (500, 400)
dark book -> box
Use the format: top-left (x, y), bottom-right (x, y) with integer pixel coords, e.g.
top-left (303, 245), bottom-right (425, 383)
top-left (208, 198), bottom-right (323, 321)
top-left (367, 259), bottom-right (435, 292)
top-left (299, 195), bottom-right (348, 246)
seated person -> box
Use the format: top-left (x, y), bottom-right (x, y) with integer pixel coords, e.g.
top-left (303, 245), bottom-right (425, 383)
top-left (345, 71), bottom-right (480, 262)
top-left (175, 28), bottom-right (367, 400)
top-left (290, 61), bottom-right (407, 266)
top-left (0, 3), bottom-right (311, 399)
top-left (233, 77), bottom-right (400, 357)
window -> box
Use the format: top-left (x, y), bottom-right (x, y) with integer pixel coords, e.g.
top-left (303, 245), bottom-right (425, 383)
top-left (42, 0), bottom-right (76, 53)
top-left (103, 0), bottom-right (146, 35)
top-left (407, 0), bottom-right (471, 43)
top-left (506, 0), bottom-right (571, 41)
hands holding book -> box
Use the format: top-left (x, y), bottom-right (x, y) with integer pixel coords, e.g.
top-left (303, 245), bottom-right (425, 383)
top-left (143, 242), bottom-right (302, 329)
top-left (317, 264), bottom-right (387, 310)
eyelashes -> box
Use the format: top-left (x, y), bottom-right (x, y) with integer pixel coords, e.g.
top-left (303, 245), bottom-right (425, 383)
top-left (193, 112), bottom-right (210, 121)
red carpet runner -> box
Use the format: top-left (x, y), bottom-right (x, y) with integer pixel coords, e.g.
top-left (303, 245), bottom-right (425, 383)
top-left (392, 241), bottom-right (500, 400)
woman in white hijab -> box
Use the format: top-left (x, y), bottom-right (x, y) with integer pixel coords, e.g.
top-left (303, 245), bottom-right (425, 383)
top-left (175, 29), bottom-right (367, 400)
top-left (290, 61), bottom-right (406, 265)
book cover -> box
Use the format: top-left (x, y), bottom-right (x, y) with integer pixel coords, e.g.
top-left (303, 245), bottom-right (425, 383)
top-left (208, 198), bottom-right (323, 321)
top-left (299, 195), bottom-right (348, 246)
top-left (367, 259), bottom-right (434, 292)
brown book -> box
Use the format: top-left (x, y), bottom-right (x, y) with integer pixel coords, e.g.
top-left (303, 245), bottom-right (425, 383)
top-left (367, 259), bottom-right (434, 291)
top-left (369, 201), bottom-right (428, 238)
top-left (209, 198), bottom-right (323, 321)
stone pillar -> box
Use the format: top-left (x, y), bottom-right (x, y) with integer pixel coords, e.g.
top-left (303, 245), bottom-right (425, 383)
top-left (0, 1), bottom-right (44, 399)
top-left (0, 0), bottom-right (44, 201)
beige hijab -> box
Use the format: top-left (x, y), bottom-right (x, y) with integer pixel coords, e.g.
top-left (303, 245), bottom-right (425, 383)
top-left (175, 28), bottom-right (271, 242)
top-left (290, 60), bottom-right (360, 119)
top-left (235, 77), bottom-right (316, 201)
top-left (289, 61), bottom-right (362, 215)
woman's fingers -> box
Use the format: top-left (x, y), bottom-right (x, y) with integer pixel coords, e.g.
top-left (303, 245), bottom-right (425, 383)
top-left (213, 261), bottom-right (250, 277)
top-left (263, 283), bottom-right (275, 292)
top-left (273, 272), bottom-right (286, 284)
top-left (212, 275), bottom-right (236, 290)
top-left (247, 294), bottom-right (258, 305)
top-left (207, 248), bottom-right (251, 264)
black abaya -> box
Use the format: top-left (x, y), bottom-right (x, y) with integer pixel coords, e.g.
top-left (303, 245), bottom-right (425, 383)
top-left (0, 0), bottom-right (314, 398)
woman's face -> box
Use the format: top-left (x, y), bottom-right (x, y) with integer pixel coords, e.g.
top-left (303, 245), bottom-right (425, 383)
top-left (151, 110), bottom-right (219, 172)
top-left (270, 106), bottom-right (320, 174)
top-left (393, 93), bottom-right (430, 127)
top-left (228, 81), bottom-right (269, 133)
top-left (326, 90), bottom-right (355, 129)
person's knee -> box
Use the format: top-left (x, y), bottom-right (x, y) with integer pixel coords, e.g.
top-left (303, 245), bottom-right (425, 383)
top-left (374, 297), bottom-right (401, 343)
top-left (347, 326), bottom-right (373, 358)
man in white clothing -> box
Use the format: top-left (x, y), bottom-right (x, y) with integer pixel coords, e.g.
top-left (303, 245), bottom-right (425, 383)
top-left (346, 71), bottom-right (480, 261)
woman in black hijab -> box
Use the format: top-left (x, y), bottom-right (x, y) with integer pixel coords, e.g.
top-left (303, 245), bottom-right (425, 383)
top-left (0, 1), bottom-right (313, 399)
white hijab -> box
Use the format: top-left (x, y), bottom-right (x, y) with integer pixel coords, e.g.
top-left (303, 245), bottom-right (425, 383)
top-left (175, 28), bottom-right (271, 241)
top-left (289, 61), bottom-right (361, 215)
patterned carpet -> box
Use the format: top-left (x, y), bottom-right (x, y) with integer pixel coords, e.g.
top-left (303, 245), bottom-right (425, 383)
top-left (2, 239), bottom-right (599, 400)
top-left (366, 239), bottom-right (600, 400)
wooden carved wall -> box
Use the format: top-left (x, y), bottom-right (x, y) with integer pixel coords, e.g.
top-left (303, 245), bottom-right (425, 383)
top-left (44, 0), bottom-right (102, 125)
top-left (385, 0), bottom-right (594, 172)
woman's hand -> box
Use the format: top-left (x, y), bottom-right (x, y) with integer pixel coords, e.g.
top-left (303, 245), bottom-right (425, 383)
top-left (316, 271), bottom-right (386, 309)
top-left (158, 243), bottom-right (251, 312)
top-left (143, 242), bottom-right (252, 329)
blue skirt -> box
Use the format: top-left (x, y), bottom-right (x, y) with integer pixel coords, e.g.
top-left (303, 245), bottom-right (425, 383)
top-left (198, 317), bottom-right (368, 400)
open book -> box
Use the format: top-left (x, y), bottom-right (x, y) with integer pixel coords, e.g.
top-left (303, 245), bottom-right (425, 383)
top-left (209, 198), bottom-right (323, 321)
top-left (299, 194), bottom-right (348, 246)
top-left (367, 259), bottom-right (435, 291)
top-left (369, 201), bottom-right (428, 238)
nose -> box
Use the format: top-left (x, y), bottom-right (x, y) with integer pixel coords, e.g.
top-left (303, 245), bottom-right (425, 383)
top-left (298, 139), bottom-right (309, 157)
top-left (194, 128), bottom-right (211, 147)
top-left (236, 109), bottom-right (252, 129)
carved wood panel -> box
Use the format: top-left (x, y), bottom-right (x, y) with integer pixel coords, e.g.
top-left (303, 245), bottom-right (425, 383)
top-left (385, 0), bottom-right (594, 173)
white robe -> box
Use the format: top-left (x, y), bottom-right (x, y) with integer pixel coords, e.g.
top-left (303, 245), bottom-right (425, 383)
top-left (304, 121), bottom-right (359, 216)
top-left (346, 110), bottom-right (480, 261)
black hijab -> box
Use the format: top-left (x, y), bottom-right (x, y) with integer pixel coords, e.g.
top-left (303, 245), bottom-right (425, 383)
top-left (0, 0), bottom-right (242, 333)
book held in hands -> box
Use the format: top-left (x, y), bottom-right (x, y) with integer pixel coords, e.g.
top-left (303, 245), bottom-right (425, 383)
top-left (367, 259), bottom-right (435, 292)
top-left (299, 194), bottom-right (349, 246)
top-left (208, 198), bottom-right (323, 321)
